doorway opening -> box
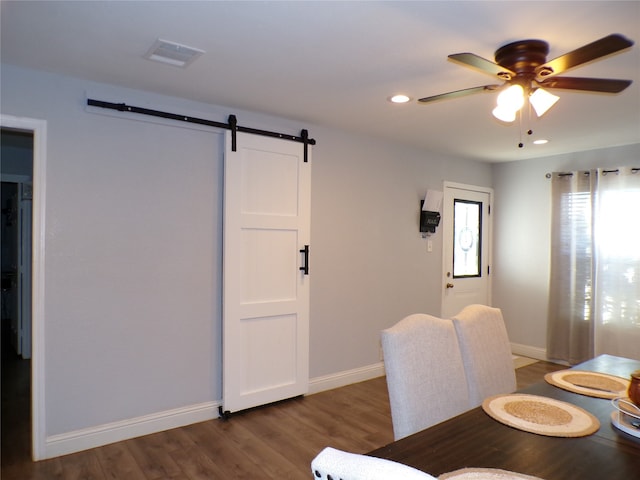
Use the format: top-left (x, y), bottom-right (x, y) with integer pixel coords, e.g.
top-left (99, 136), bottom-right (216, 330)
top-left (1, 127), bottom-right (34, 467)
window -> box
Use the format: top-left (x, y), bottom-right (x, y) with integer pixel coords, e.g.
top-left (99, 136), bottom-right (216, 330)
top-left (548, 168), bottom-right (640, 363)
top-left (453, 199), bottom-right (481, 278)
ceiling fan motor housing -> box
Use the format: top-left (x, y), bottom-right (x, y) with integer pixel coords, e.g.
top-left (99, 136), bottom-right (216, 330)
top-left (494, 40), bottom-right (549, 80)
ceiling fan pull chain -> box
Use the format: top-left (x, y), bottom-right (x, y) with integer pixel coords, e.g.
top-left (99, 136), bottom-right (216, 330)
top-left (518, 111), bottom-right (524, 148)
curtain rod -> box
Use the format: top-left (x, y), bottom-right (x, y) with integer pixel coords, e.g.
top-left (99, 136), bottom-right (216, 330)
top-left (86, 98), bottom-right (315, 161)
top-left (545, 167), bottom-right (640, 178)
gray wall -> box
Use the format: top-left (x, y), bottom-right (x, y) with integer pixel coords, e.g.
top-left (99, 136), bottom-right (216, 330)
top-left (1, 64), bottom-right (492, 438)
top-left (492, 143), bottom-right (640, 354)
top-left (310, 127), bottom-right (492, 376)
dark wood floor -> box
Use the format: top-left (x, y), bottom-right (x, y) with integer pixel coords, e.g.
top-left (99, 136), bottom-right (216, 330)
top-left (1, 349), bottom-right (564, 480)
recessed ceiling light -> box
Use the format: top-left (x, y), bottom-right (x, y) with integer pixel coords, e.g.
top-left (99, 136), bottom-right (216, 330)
top-left (533, 139), bottom-right (549, 145)
top-left (144, 39), bottom-right (205, 68)
top-left (389, 94), bottom-right (411, 104)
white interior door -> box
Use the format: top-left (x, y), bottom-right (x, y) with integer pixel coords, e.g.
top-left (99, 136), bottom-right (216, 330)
top-left (223, 130), bottom-right (310, 414)
top-left (441, 182), bottom-right (492, 318)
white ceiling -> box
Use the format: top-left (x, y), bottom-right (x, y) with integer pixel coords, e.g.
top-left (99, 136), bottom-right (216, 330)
top-left (2, 1), bottom-right (639, 162)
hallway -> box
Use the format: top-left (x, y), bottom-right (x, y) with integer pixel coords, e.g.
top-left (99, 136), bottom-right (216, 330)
top-left (1, 324), bottom-right (32, 470)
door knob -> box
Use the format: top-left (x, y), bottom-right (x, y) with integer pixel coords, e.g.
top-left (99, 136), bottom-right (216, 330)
top-left (446, 283), bottom-right (454, 289)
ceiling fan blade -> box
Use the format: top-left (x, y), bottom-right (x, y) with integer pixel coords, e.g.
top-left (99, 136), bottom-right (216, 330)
top-left (418, 85), bottom-right (501, 103)
top-left (448, 53), bottom-right (516, 80)
top-left (538, 76), bottom-right (632, 93)
top-left (535, 34), bottom-right (634, 79)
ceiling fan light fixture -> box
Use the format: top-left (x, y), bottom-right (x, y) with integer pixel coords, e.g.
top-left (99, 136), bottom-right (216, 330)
top-left (421, 34), bottom-right (634, 130)
top-left (492, 85), bottom-right (525, 122)
top-left (496, 84), bottom-right (525, 111)
top-left (492, 105), bottom-right (517, 123)
top-left (530, 88), bottom-right (560, 117)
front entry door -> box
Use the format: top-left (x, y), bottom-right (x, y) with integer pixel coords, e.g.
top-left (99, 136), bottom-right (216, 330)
top-left (441, 182), bottom-right (492, 318)
top-left (222, 131), bottom-right (311, 414)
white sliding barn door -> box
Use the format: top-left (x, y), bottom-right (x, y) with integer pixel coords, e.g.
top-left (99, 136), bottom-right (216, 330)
top-left (223, 131), bottom-right (311, 415)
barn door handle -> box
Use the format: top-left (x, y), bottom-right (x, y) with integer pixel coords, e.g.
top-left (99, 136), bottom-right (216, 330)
top-left (300, 245), bottom-right (309, 275)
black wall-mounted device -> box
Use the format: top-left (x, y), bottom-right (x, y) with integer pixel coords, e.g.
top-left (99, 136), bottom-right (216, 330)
top-left (420, 200), bottom-right (441, 234)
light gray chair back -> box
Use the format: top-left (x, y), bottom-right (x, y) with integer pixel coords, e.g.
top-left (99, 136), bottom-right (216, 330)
top-left (381, 313), bottom-right (470, 440)
top-left (451, 304), bottom-right (517, 407)
top-left (311, 446), bottom-right (436, 480)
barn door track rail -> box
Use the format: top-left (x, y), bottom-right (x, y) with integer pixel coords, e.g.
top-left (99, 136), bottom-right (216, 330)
top-left (86, 98), bottom-right (315, 161)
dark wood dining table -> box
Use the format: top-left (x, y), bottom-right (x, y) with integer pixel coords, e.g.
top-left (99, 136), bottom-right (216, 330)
top-left (368, 355), bottom-right (640, 479)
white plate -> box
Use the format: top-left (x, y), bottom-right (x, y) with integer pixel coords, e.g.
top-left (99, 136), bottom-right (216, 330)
top-left (610, 411), bottom-right (640, 439)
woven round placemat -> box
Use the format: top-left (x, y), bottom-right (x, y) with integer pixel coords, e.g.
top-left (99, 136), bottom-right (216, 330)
top-left (482, 394), bottom-right (600, 437)
top-left (440, 468), bottom-right (544, 480)
top-left (545, 370), bottom-right (629, 399)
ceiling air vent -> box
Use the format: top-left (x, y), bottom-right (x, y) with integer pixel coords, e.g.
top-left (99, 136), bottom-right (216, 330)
top-left (144, 39), bottom-right (205, 68)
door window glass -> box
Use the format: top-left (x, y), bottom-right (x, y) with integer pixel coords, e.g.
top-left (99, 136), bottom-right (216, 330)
top-left (453, 199), bottom-right (482, 278)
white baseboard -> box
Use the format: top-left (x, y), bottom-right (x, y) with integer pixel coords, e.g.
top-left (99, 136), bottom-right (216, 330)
top-left (308, 362), bottom-right (385, 395)
top-left (43, 362), bottom-right (387, 459)
top-left (511, 342), bottom-right (547, 361)
top-left (43, 350), bottom-right (562, 459)
top-left (44, 401), bottom-right (219, 459)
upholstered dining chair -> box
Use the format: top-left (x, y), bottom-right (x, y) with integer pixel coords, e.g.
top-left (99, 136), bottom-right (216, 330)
top-left (381, 313), bottom-right (471, 440)
top-left (451, 304), bottom-right (517, 408)
top-left (311, 446), bottom-right (437, 480)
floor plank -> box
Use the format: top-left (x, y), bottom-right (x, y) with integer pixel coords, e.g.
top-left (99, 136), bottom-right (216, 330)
top-left (515, 359), bottom-right (566, 390)
top-left (93, 441), bottom-right (148, 479)
top-left (125, 433), bottom-right (184, 480)
top-left (2, 351), bottom-right (563, 479)
top-left (59, 449), bottom-right (105, 480)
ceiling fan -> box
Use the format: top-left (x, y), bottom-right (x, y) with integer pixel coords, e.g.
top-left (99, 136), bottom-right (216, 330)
top-left (418, 34), bottom-right (634, 123)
